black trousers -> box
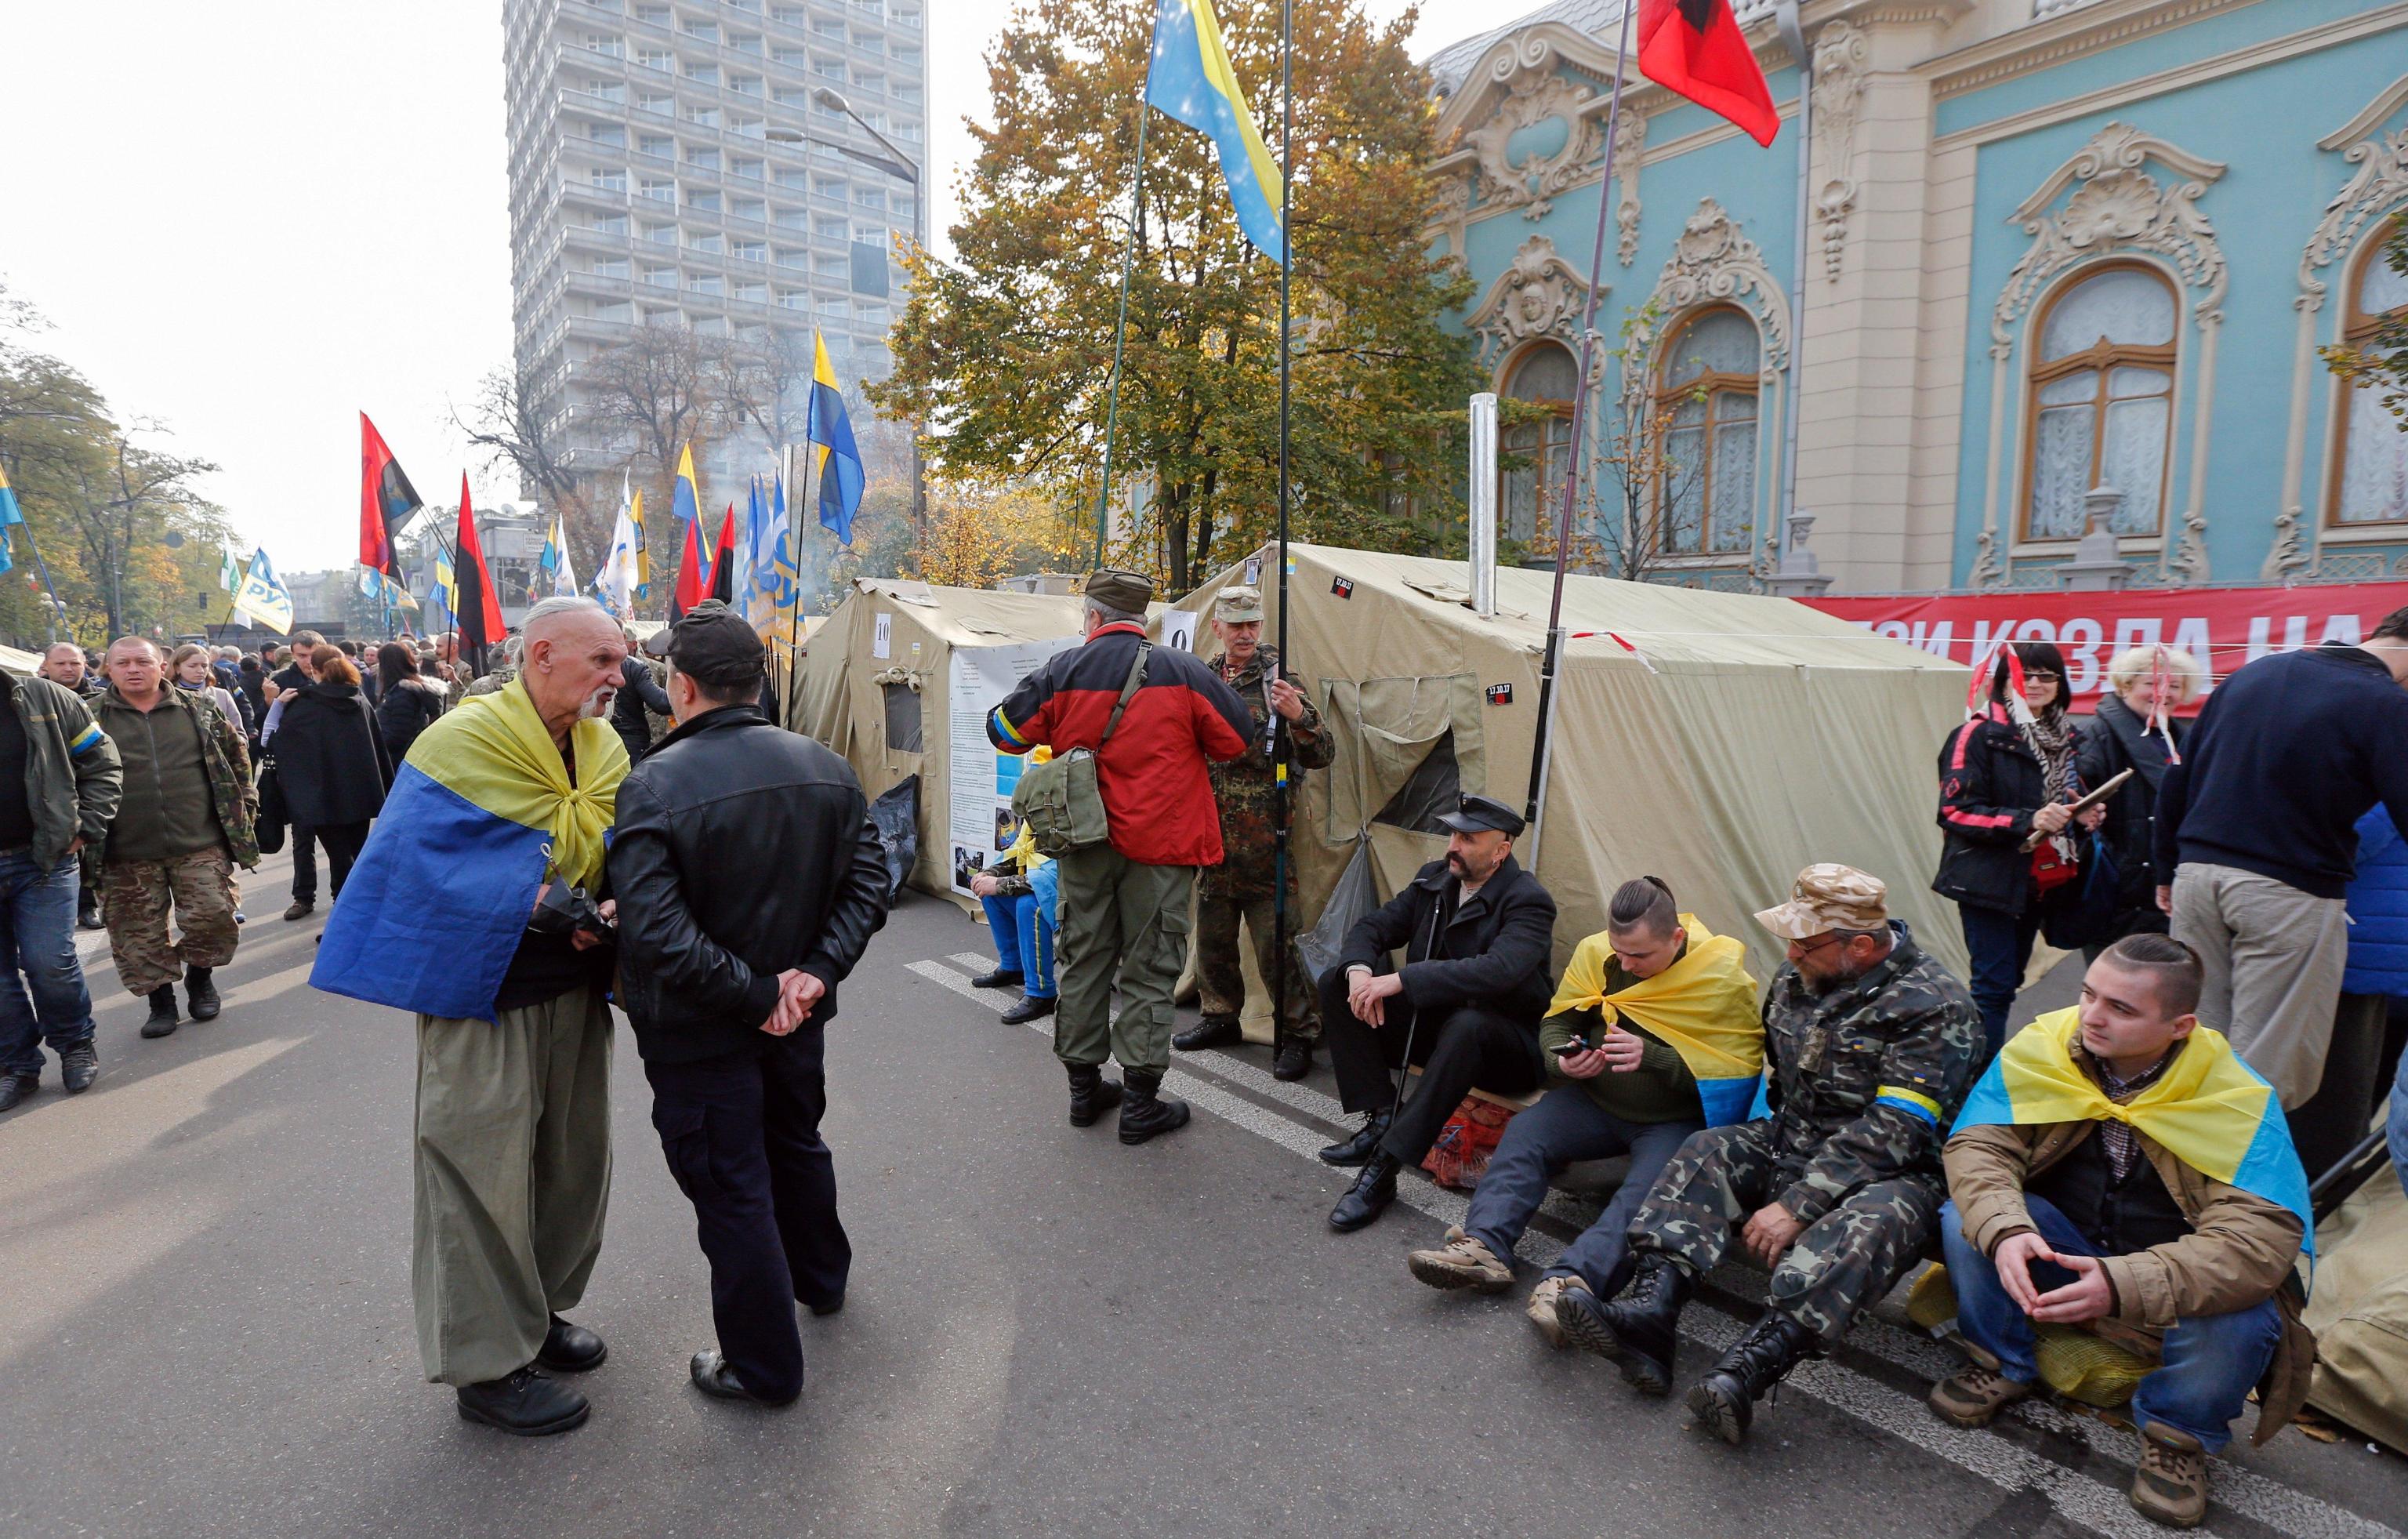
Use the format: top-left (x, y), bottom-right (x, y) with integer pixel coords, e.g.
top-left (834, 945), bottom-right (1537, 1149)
top-left (1317, 970), bottom-right (1544, 1165)
top-left (289, 824), bottom-right (320, 902)
top-left (644, 1026), bottom-right (850, 1403)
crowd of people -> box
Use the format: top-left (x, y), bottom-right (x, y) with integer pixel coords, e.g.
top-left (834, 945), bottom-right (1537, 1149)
top-left (5, 573), bottom-right (2405, 1532)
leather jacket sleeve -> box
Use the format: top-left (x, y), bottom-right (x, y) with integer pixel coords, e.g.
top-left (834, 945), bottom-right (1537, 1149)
top-left (610, 775), bottom-right (784, 1028)
top-left (802, 794), bottom-right (891, 990)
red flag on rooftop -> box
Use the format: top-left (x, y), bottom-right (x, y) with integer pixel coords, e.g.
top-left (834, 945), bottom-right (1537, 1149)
top-left (1637, 0), bottom-right (1779, 147)
top-left (453, 477), bottom-right (507, 673)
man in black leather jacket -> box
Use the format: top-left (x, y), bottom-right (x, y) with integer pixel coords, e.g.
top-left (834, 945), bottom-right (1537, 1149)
top-left (607, 601), bottom-right (889, 1408)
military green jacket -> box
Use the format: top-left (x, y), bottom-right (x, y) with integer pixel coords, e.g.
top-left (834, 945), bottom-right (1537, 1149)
top-left (2, 672), bottom-right (123, 867)
top-left (1202, 645), bottom-right (1333, 902)
top-left (1757, 926), bottom-right (1980, 1225)
top-left (94, 684), bottom-right (259, 869)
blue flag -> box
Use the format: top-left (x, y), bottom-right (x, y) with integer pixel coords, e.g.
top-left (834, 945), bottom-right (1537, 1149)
top-left (1147, 0), bottom-right (1285, 260)
top-left (808, 332), bottom-right (864, 546)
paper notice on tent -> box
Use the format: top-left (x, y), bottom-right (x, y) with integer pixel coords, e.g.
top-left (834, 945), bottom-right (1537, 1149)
top-left (946, 637), bottom-right (1077, 897)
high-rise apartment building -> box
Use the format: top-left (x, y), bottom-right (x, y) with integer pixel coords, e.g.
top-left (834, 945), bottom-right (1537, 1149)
top-left (502, 0), bottom-right (927, 490)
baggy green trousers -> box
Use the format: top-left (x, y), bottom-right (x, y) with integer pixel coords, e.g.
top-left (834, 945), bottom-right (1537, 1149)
top-left (1051, 844), bottom-right (1193, 1074)
top-left (412, 986), bottom-right (613, 1387)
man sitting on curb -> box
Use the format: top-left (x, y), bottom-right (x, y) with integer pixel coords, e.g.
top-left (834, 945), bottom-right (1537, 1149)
top-left (1555, 864), bottom-right (1979, 1443)
top-left (1405, 876), bottom-right (1761, 1348)
top-left (1934, 933), bottom-right (2315, 1530)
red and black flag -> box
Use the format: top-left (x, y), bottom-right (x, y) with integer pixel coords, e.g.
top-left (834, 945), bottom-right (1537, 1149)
top-left (453, 476), bottom-right (508, 673)
top-left (1637, 0), bottom-right (1779, 147)
top-left (359, 412), bottom-right (422, 579)
top-left (671, 506), bottom-right (713, 619)
top-left (708, 503), bottom-right (739, 604)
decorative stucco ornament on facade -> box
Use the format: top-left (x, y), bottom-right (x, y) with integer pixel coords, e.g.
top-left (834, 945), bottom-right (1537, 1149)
top-left (1811, 21), bottom-right (1867, 282)
top-left (1623, 198), bottom-right (1792, 402)
top-left (2274, 75), bottom-right (2408, 582)
top-left (1613, 104), bottom-right (1648, 267)
top-left (1466, 39), bottom-right (1607, 221)
top-left (1975, 122), bottom-right (2228, 590)
top-left (1468, 234), bottom-right (1594, 368)
top-left (1427, 171), bottom-right (1474, 264)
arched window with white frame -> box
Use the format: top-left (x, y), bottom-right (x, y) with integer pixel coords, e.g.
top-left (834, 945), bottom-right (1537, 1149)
top-left (2023, 263), bottom-right (2178, 540)
top-left (2332, 230), bottom-right (2408, 527)
top-left (1653, 306), bottom-right (1759, 557)
top-left (1500, 341), bottom-right (1577, 545)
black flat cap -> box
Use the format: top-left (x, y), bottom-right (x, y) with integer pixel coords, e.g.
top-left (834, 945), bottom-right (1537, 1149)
top-left (1435, 793), bottom-right (1525, 837)
top-left (642, 600), bottom-right (764, 682)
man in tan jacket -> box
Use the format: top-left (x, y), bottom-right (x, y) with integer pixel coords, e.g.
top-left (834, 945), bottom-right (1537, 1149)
top-left (1932, 933), bottom-right (2314, 1530)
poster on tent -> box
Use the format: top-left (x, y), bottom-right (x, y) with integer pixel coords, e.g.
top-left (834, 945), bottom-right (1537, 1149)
top-left (947, 637), bottom-right (1079, 898)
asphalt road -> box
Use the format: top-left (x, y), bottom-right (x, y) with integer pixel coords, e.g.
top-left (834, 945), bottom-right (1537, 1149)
top-left (4, 853), bottom-right (2404, 1539)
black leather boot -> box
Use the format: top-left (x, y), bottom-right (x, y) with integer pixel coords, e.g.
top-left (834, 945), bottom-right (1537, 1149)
top-left (1117, 1068), bottom-right (1191, 1145)
top-left (1556, 1252), bottom-right (1692, 1396)
top-left (185, 966), bottom-right (221, 1022)
top-left (536, 1314), bottom-right (607, 1373)
top-left (1328, 1151), bottom-right (1400, 1232)
top-left (1171, 1015), bottom-right (1244, 1052)
top-left (140, 985), bottom-right (180, 1039)
top-left (999, 995), bottom-right (1056, 1025)
top-left (1066, 1063), bottom-right (1123, 1127)
top-left (1318, 1109), bottom-right (1391, 1167)
top-left (1271, 1032), bottom-right (1313, 1081)
top-left (1685, 1311), bottom-right (1819, 1444)
top-left (455, 1366), bottom-right (589, 1436)
top-left (59, 1040), bottom-right (100, 1094)
top-left (969, 967), bottom-right (1023, 990)
top-left (0, 1070), bottom-right (35, 1113)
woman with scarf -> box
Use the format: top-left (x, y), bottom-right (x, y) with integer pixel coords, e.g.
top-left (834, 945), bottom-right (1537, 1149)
top-left (2077, 646), bottom-right (2203, 954)
top-left (273, 645), bottom-right (393, 902)
top-left (1934, 641), bottom-right (2104, 1063)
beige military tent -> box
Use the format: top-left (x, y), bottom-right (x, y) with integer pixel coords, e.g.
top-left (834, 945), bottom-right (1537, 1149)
top-left (790, 578), bottom-right (1089, 906)
top-left (1173, 543), bottom-right (1975, 982)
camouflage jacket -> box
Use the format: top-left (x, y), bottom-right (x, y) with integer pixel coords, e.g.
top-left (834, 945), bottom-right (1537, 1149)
top-left (1757, 924), bottom-right (1980, 1225)
top-left (94, 684), bottom-right (259, 870)
top-left (462, 663), bottom-right (520, 700)
top-left (1202, 646), bottom-right (1334, 902)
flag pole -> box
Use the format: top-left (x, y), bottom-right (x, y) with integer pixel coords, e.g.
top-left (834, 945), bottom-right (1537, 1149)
top-left (1520, 0), bottom-right (1637, 866)
top-left (1094, 46), bottom-right (1155, 568)
top-left (11, 518), bottom-right (67, 646)
top-left (788, 437), bottom-right (819, 724)
top-left (1271, 0), bottom-right (1295, 1071)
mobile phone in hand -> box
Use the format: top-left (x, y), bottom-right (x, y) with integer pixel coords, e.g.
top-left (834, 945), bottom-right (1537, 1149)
top-left (1553, 1037), bottom-right (1589, 1058)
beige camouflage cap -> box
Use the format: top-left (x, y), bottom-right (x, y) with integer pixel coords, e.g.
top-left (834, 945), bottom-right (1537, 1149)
top-left (1213, 585), bottom-right (1264, 622)
top-left (1754, 863), bottom-right (1890, 941)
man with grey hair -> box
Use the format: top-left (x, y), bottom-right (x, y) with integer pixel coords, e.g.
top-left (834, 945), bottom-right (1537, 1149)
top-left (313, 594), bottom-right (632, 1436)
top-left (986, 568), bottom-right (1253, 1142)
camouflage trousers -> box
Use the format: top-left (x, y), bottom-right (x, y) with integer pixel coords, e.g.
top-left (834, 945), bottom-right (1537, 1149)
top-left (1626, 1119), bottom-right (1942, 1347)
top-left (103, 848), bottom-right (241, 996)
top-left (1195, 891), bottom-right (1321, 1040)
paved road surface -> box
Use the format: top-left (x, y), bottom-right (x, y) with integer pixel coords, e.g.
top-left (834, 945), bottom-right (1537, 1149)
top-left (4, 855), bottom-right (2403, 1538)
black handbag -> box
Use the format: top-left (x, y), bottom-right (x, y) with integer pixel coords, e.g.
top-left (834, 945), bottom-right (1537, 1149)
top-left (2041, 830), bottom-right (2120, 950)
top-left (255, 758), bottom-right (289, 856)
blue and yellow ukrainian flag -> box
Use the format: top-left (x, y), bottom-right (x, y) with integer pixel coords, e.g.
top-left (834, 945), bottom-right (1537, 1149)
top-left (808, 332), bottom-right (864, 546)
top-left (671, 441), bottom-right (703, 528)
top-left (1955, 1009), bottom-right (2313, 1251)
top-left (1147, 0), bottom-right (1284, 260)
top-left (1547, 917), bottom-right (1764, 1126)
top-left (310, 682), bottom-right (629, 1023)
top-left (0, 458), bottom-right (20, 577)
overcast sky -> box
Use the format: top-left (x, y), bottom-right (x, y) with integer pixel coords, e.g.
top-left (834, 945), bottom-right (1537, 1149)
top-left (0, 0), bottom-right (1503, 575)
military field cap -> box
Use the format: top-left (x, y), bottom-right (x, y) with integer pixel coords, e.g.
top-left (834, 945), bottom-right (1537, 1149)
top-left (1083, 568), bottom-right (1155, 613)
top-left (1755, 862), bottom-right (1890, 941)
top-left (1213, 585), bottom-right (1264, 622)
top-left (643, 600), bottom-right (763, 682)
top-left (1435, 793), bottom-right (1526, 837)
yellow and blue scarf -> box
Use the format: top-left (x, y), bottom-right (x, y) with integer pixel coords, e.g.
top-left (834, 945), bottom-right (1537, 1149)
top-left (310, 680), bottom-right (629, 1022)
top-left (1954, 1008), bottom-right (2312, 1252)
top-left (1547, 915), bottom-right (1764, 1125)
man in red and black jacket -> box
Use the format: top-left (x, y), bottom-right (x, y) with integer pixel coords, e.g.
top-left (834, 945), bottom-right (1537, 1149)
top-left (988, 568), bottom-right (1253, 1143)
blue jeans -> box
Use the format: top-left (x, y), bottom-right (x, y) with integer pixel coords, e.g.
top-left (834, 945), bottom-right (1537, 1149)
top-left (1960, 904), bottom-right (2043, 1065)
top-left (1940, 1195), bottom-right (2280, 1453)
top-left (980, 892), bottom-right (1056, 1000)
top-left (0, 851), bottom-right (96, 1076)
top-left (1462, 1085), bottom-right (1701, 1298)
top-left (2389, 1044), bottom-right (2408, 1202)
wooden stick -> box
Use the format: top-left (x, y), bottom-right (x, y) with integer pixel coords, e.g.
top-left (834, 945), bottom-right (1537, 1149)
top-left (2020, 768), bottom-right (2134, 851)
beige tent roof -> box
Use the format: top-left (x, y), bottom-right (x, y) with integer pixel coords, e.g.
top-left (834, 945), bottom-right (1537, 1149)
top-left (1174, 544), bottom-right (1975, 981)
top-left (792, 578), bottom-right (1090, 906)
top-left (0, 644), bottom-right (43, 676)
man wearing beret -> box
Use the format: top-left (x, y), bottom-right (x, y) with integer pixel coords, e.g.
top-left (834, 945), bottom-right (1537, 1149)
top-left (988, 568), bottom-right (1255, 1142)
top-left (1172, 585), bottom-right (1334, 1080)
top-left (1317, 793), bottom-right (1558, 1232)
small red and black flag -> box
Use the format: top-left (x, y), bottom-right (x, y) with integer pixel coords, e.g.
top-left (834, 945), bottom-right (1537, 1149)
top-left (708, 503), bottom-right (739, 604)
top-left (1637, 0), bottom-right (1779, 148)
top-left (359, 412), bottom-right (422, 579)
top-left (672, 506), bottom-right (713, 619)
top-left (453, 476), bottom-right (508, 673)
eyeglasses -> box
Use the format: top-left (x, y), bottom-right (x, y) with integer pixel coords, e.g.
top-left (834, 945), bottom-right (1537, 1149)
top-left (1789, 932), bottom-right (1846, 956)
top-left (2023, 670), bottom-right (2062, 684)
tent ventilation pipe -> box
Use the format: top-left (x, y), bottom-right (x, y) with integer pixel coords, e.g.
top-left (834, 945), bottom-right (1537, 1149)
top-left (1468, 391), bottom-right (1498, 617)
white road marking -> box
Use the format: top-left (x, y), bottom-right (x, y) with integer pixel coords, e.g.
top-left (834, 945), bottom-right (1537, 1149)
top-left (907, 954), bottom-right (2399, 1539)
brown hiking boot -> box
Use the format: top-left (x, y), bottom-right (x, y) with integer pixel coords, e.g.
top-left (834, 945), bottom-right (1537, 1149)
top-left (1405, 1226), bottom-right (1511, 1294)
top-left (1526, 1275), bottom-right (1585, 1347)
top-left (2131, 1426), bottom-right (2209, 1528)
top-left (1927, 1359), bottom-right (2033, 1428)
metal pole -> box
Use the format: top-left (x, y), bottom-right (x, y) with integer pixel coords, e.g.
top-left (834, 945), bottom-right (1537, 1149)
top-left (1467, 392), bottom-right (1499, 617)
top-left (1521, 0), bottom-right (1636, 854)
top-left (10, 517), bottom-right (67, 645)
top-left (1272, 0), bottom-right (1295, 1064)
top-left (1778, 1), bottom-right (1812, 562)
top-left (1095, 80), bottom-right (1153, 567)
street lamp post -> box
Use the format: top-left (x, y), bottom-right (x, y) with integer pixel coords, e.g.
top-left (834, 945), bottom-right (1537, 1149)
top-left (767, 91), bottom-right (927, 547)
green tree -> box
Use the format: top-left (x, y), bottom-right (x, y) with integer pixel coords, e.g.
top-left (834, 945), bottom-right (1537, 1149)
top-left (872, 0), bottom-right (1477, 594)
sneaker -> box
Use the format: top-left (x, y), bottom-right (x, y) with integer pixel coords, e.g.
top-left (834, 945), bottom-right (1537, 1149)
top-left (1405, 1225), bottom-right (1513, 1294)
top-left (58, 1040), bottom-right (100, 1094)
top-left (1928, 1359), bottom-right (2033, 1429)
top-left (1526, 1275), bottom-right (1585, 1348)
top-left (0, 1070), bottom-right (36, 1113)
top-left (2131, 1426), bottom-right (2209, 1529)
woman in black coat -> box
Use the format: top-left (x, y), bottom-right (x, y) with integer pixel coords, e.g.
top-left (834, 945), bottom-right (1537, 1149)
top-left (1931, 641), bottom-right (2103, 1063)
top-left (274, 645), bottom-right (394, 901)
top-left (2075, 644), bottom-right (2202, 955)
top-left (375, 641), bottom-right (445, 763)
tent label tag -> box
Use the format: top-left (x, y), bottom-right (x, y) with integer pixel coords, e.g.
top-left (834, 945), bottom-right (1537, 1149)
top-left (1486, 683), bottom-right (1513, 705)
top-left (1244, 557), bottom-right (1262, 586)
top-left (873, 613), bottom-right (892, 659)
top-left (1331, 576), bottom-right (1355, 599)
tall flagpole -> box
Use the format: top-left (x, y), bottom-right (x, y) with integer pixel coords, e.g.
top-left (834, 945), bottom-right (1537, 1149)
top-left (1271, 0), bottom-right (1295, 1061)
top-left (1520, 0), bottom-right (1637, 864)
top-left (1095, 42), bottom-right (1155, 568)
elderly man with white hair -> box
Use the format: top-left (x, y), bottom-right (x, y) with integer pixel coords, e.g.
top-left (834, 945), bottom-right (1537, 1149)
top-left (312, 596), bottom-right (633, 1437)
